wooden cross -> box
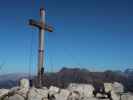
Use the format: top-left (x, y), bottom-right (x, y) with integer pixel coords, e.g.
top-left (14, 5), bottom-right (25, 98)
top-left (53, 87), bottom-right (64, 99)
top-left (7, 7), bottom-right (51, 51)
top-left (29, 8), bottom-right (54, 87)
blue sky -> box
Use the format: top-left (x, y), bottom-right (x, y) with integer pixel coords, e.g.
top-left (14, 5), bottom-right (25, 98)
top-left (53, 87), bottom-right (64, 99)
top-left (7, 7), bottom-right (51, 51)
top-left (0, 0), bottom-right (132, 74)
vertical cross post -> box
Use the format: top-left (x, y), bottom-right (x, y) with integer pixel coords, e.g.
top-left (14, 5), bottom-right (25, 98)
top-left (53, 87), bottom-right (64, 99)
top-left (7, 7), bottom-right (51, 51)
top-left (29, 8), bottom-right (53, 87)
top-left (38, 8), bottom-right (45, 87)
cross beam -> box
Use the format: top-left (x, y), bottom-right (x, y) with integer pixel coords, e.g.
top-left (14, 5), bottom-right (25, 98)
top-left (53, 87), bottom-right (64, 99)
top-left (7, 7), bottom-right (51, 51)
top-left (29, 8), bottom-right (54, 87)
top-left (29, 19), bottom-right (53, 32)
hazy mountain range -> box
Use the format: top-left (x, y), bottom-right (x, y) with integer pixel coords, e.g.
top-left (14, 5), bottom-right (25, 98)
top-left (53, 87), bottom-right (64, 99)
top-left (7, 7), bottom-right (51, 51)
top-left (0, 68), bottom-right (133, 92)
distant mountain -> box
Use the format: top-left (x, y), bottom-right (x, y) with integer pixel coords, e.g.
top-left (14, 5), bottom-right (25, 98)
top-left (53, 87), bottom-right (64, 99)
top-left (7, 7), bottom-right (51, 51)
top-left (42, 68), bottom-right (133, 92)
top-left (124, 68), bottom-right (133, 76)
top-left (0, 68), bottom-right (133, 92)
top-left (0, 73), bottom-right (30, 88)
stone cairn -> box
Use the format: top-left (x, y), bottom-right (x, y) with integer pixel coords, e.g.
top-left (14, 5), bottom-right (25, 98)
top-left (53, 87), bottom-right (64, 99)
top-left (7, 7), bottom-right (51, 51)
top-left (0, 79), bottom-right (132, 100)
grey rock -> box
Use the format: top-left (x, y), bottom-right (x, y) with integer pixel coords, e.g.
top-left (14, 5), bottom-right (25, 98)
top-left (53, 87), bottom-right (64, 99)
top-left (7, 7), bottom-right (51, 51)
top-left (16, 87), bottom-right (29, 98)
top-left (49, 86), bottom-right (60, 96)
top-left (67, 91), bottom-right (80, 100)
top-left (112, 82), bottom-right (124, 93)
top-left (111, 91), bottom-right (120, 100)
top-left (104, 83), bottom-right (113, 93)
top-left (120, 93), bottom-right (133, 100)
top-left (27, 87), bottom-right (48, 100)
top-left (0, 89), bottom-right (9, 98)
top-left (54, 89), bottom-right (70, 100)
top-left (7, 94), bottom-right (25, 100)
top-left (20, 78), bottom-right (30, 89)
top-left (68, 83), bottom-right (94, 98)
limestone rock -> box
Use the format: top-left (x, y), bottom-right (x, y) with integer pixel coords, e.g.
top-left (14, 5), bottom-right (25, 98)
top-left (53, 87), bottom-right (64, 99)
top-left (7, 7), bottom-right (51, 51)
top-left (27, 87), bottom-right (48, 100)
top-left (49, 86), bottom-right (60, 96)
top-left (0, 82), bottom-right (130, 100)
top-left (7, 94), bottom-right (25, 100)
top-left (96, 93), bottom-right (103, 98)
top-left (111, 91), bottom-right (120, 100)
top-left (0, 89), bottom-right (9, 99)
top-left (127, 94), bottom-right (133, 100)
top-left (67, 83), bottom-right (94, 98)
top-left (112, 82), bottom-right (124, 93)
top-left (82, 97), bottom-right (99, 100)
top-left (55, 89), bottom-right (70, 100)
top-left (104, 83), bottom-right (113, 93)
top-left (36, 88), bottom-right (48, 98)
top-left (42, 87), bottom-right (48, 90)
top-left (20, 78), bottom-right (30, 89)
top-left (120, 93), bottom-right (133, 100)
top-left (121, 94), bottom-right (129, 100)
top-left (10, 87), bottom-right (20, 93)
top-left (2, 96), bottom-right (9, 100)
top-left (16, 87), bottom-right (29, 98)
top-left (67, 91), bottom-right (80, 100)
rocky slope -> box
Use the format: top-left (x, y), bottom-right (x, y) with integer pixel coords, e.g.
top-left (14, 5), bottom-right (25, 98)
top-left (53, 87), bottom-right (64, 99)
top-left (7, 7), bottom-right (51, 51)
top-left (0, 79), bottom-right (133, 100)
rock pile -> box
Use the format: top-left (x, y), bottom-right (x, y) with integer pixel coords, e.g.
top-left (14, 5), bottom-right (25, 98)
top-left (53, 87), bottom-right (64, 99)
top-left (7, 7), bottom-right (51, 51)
top-left (67, 83), bottom-right (94, 98)
top-left (0, 78), bottom-right (132, 100)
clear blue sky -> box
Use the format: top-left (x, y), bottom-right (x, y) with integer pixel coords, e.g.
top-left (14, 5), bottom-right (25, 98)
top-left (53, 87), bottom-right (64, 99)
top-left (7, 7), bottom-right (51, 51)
top-left (0, 0), bottom-right (132, 74)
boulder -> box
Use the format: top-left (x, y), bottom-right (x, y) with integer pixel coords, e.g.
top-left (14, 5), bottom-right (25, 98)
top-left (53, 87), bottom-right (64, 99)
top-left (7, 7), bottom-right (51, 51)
top-left (126, 94), bottom-right (133, 100)
top-left (49, 86), bottom-right (60, 96)
top-left (20, 78), bottom-right (30, 89)
top-left (111, 91), bottom-right (120, 100)
top-left (96, 93), bottom-right (103, 98)
top-left (67, 83), bottom-right (94, 98)
top-left (120, 93), bottom-right (133, 100)
top-left (82, 97), bottom-right (98, 100)
top-left (104, 83), bottom-right (113, 93)
top-left (16, 87), bottom-right (29, 98)
top-left (35, 88), bottom-right (48, 98)
top-left (67, 91), bottom-right (80, 100)
top-left (7, 94), bottom-right (25, 100)
top-left (9, 79), bottom-right (30, 98)
top-left (27, 87), bottom-right (48, 100)
top-left (42, 87), bottom-right (48, 90)
top-left (10, 87), bottom-right (20, 93)
top-left (121, 94), bottom-right (129, 100)
top-left (112, 82), bottom-right (124, 93)
top-left (2, 96), bottom-right (8, 100)
top-left (0, 89), bottom-right (9, 98)
top-left (54, 89), bottom-right (70, 100)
